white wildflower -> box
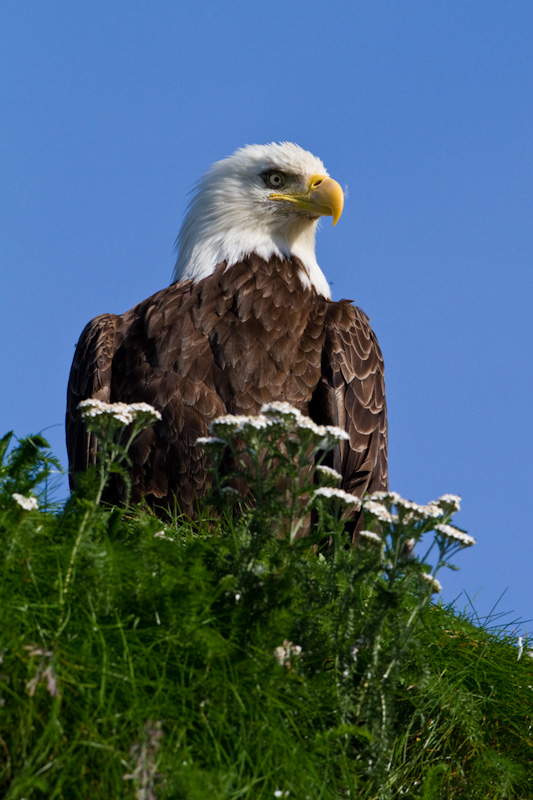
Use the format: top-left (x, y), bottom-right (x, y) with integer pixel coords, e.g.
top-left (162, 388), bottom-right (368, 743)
top-left (209, 414), bottom-right (250, 434)
top-left (12, 493), bottom-right (39, 511)
top-left (274, 640), bottom-right (302, 668)
top-left (359, 530), bottom-right (383, 544)
top-left (77, 399), bottom-right (161, 426)
top-left (24, 646), bottom-right (58, 697)
top-left (196, 436), bottom-right (225, 446)
top-left (225, 403), bottom-right (349, 449)
top-left (315, 465), bottom-right (342, 485)
top-left (294, 416), bottom-right (326, 436)
top-left (517, 636), bottom-right (523, 661)
top-left (314, 487), bottom-right (361, 507)
top-left (421, 572), bottom-right (443, 594)
top-left (421, 504), bottom-right (445, 519)
top-left (209, 413), bottom-right (273, 436)
top-left (368, 490), bottom-right (401, 505)
top-left (261, 401), bottom-right (303, 421)
top-left (77, 398), bottom-right (108, 416)
top-left (154, 530), bottom-right (175, 541)
top-left (125, 402), bottom-right (162, 423)
top-left (220, 486), bottom-right (240, 496)
top-left (293, 416), bottom-right (349, 446)
top-left (240, 415), bottom-right (272, 431)
top-left (363, 499), bottom-right (397, 524)
top-left (435, 494), bottom-right (462, 512)
top-left (395, 498), bottom-right (427, 517)
top-left (434, 523), bottom-right (476, 547)
top-left (322, 425), bottom-right (350, 443)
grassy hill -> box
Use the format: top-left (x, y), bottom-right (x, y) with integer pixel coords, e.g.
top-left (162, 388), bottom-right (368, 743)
top-left (1, 411), bottom-right (531, 799)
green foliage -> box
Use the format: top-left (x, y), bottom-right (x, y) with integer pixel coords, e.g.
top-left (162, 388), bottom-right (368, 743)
top-left (0, 418), bottom-right (531, 799)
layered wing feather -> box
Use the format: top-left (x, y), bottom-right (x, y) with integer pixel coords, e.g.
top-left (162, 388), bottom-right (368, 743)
top-left (66, 313), bottom-right (122, 480)
top-left (310, 300), bottom-right (388, 501)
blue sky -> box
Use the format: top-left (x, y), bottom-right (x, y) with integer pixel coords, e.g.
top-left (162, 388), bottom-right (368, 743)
top-left (2, 2), bottom-right (532, 631)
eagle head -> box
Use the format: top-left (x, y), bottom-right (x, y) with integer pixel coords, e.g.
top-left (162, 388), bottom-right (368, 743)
top-left (173, 142), bottom-right (344, 298)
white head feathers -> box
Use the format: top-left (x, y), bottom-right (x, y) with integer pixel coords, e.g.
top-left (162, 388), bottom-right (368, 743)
top-left (172, 142), bottom-right (333, 298)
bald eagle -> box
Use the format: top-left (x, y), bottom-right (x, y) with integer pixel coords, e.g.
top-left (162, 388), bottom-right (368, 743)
top-left (66, 143), bottom-right (388, 525)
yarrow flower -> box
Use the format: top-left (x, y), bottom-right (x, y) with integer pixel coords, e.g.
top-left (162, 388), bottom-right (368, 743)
top-left (421, 572), bottom-right (443, 594)
top-left (196, 436), bottom-right (225, 447)
top-left (367, 490), bottom-right (401, 506)
top-left (274, 640), bottom-right (302, 668)
top-left (315, 465), bottom-right (342, 486)
top-left (127, 402), bottom-right (163, 423)
top-left (421, 504), bottom-right (445, 519)
top-left (78, 399), bottom-right (161, 427)
top-left (322, 425), bottom-right (350, 443)
top-left (362, 499), bottom-right (398, 524)
top-left (395, 498), bottom-right (428, 517)
top-left (262, 402), bottom-right (350, 446)
top-left (154, 529), bottom-right (175, 541)
top-left (209, 413), bottom-right (273, 436)
top-left (359, 530), bottom-right (383, 544)
top-left (313, 487), bottom-right (361, 507)
top-left (435, 494), bottom-right (462, 512)
top-left (12, 493), bottom-right (39, 511)
top-left (434, 523), bottom-right (476, 547)
top-left (207, 404), bottom-right (350, 457)
top-left (261, 401), bottom-right (303, 421)
top-left (24, 645), bottom-right (58, 697)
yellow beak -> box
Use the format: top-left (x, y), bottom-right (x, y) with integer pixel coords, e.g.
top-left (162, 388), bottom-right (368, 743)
top-left (270, 174), bottom-right (344, 226)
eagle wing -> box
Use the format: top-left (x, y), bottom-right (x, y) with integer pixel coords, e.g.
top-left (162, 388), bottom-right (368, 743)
top-left (311, 300), bottom-right (388, 500)
top-left (66, 314), bottom-right (122, 485)
top-left (65, 278), bottom-right (229, 511)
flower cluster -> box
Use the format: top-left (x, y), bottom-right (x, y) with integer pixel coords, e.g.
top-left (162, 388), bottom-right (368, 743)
top-left (206, 401), bottom-right (350, 450)
top-left (78, 399), bottom-right (162, 428)
top-left (262, 402), bottom-right (350, 447)
top-left (362, 499), bottom-right (398, 524)
top-left (12, 492), bottom-right (39, 511)
top-left (359, 529), bottom-right (383, 545)
top-left (196, 436), bottom-right (225, 447)
top-left (434, 523), bottom-right (476, 547)
top-left (274, 640), bottom-right (303, 668)
top-left (25, 645), bottom-right (58, 698)
top-left (358, 491), bottom-right (473, 599)
top-left (435, 494), bottom-right (462, 512)
top-left (315, 465), bottom-right (343, 486)
top-left (313, 486), bottom-right (361, 507)
top-left (362, 492), bottom-right (470, 543)
top-left (198, 403), bottom-right (357, 525)
top-left (421, 572), bottom-right (443, 594)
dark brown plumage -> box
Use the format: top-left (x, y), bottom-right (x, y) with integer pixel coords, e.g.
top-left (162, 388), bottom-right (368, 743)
top-left (66, 254), bottom-right (387, 516)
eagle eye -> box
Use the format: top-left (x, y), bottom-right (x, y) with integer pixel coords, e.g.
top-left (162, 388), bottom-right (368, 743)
top-left (264, 171), bottom-right (285, 189)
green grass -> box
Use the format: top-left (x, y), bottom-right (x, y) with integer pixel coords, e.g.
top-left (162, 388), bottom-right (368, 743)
top-left (0, 428), bottom-right (532, 799)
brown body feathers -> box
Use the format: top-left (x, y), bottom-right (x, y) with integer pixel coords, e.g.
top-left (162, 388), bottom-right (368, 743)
top-left (66, 254), bottom-right (388, 516)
